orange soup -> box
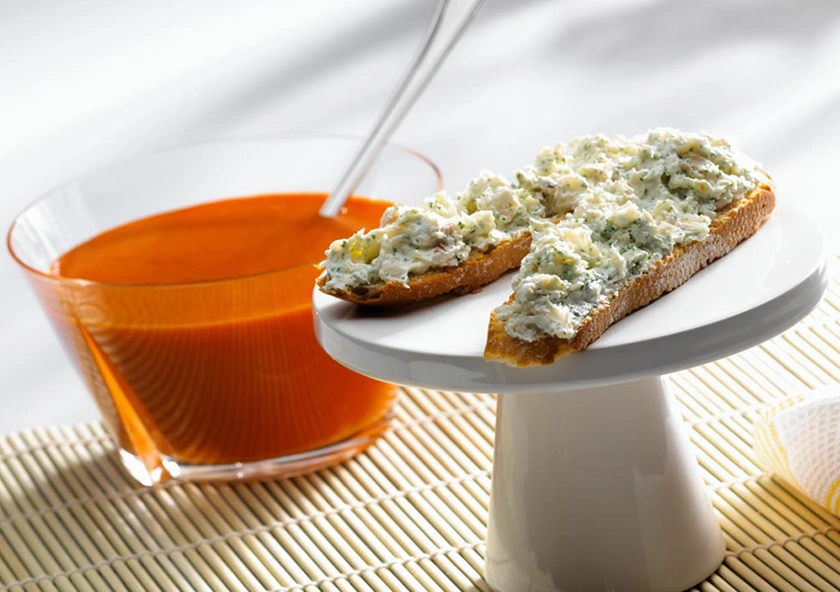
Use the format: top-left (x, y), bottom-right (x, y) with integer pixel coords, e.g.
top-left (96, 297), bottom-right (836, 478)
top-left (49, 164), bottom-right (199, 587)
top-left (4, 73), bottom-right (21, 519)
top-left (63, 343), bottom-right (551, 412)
top-left (51, 193), bottom-right (395, 470)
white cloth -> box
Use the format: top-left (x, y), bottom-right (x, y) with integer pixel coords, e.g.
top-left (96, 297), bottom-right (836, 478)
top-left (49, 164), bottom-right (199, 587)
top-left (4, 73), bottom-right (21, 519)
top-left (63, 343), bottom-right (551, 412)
top-left (2, 0), bottom-right (840, 434)
top-left (755, 386), bottom-right (840, 514)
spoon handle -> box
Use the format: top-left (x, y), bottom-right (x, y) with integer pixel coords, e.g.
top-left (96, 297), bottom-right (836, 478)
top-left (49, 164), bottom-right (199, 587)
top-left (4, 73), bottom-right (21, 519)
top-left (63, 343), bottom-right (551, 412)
top-left (319, 0), bottom-right (487, 218)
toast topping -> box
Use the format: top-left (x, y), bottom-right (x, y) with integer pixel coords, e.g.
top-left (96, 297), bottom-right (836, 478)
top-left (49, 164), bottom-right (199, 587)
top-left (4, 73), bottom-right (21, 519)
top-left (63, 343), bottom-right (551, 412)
top-left (321, 171), bottom-right (546, 291)
top-left (496, 129), bottom-right (766, 342)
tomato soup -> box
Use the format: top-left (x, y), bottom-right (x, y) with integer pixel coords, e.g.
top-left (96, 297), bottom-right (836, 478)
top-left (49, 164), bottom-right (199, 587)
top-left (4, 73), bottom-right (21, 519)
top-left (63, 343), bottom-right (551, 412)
top-left (50, 193), bottom-right (395, 471)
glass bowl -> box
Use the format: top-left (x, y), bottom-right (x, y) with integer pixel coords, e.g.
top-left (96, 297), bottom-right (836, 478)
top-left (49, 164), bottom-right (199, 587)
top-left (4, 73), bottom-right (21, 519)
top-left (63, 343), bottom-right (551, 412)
top-left (7, 133), bottom-right (442, 485)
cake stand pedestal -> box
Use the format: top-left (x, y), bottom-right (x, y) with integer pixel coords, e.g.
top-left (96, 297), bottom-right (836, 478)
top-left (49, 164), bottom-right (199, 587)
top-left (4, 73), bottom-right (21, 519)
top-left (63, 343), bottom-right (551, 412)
top-left (314, 204), bottom-right (827, 592)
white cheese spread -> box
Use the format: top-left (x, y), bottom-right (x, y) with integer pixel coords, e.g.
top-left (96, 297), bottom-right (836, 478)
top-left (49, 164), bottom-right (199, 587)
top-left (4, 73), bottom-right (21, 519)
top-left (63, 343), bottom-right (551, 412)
top-left (321, 171), bottom-right (545, 291)
top-left (496, 128), bottom-right (766, 342)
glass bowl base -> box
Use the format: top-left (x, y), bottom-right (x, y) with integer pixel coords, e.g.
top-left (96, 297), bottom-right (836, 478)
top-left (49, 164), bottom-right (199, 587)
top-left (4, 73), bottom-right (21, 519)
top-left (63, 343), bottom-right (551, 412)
top-left (116, 415), bottom-right (393, 486)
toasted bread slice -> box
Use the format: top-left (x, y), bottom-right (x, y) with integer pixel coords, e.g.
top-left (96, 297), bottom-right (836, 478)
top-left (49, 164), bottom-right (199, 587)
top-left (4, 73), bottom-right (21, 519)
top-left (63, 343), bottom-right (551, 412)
top-left (316, 232), bottom-right (532, 306)
top-left (484, 182), bottom-right (776, 367)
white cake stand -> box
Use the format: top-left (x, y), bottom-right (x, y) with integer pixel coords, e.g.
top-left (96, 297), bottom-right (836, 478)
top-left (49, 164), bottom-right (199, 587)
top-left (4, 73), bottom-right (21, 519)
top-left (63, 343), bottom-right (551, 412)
top-left (313, 203), bottom-right (827, 592)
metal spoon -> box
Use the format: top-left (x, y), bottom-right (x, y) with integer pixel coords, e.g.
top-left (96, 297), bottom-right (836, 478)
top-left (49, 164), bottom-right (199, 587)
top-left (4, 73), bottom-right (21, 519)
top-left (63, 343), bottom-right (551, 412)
top-left (319, 0), bottom-right (487, 218)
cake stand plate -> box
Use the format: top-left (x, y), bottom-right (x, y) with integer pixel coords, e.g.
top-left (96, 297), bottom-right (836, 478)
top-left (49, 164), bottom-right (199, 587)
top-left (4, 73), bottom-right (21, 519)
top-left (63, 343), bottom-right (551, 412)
top-left (313, 203), bottom-right (827, 592)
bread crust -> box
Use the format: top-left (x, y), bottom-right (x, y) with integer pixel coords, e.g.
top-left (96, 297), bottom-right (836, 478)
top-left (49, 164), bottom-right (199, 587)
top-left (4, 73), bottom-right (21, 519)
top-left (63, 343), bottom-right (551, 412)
top-left (483, 182), bottom-right (776, 367)
top-left (317, 233), bottom-right (533, 306)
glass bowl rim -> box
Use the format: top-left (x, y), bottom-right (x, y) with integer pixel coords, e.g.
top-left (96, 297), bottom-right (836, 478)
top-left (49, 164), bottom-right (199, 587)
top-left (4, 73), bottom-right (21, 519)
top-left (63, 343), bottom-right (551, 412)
top-left (7, 131), bottom-right (444, 290)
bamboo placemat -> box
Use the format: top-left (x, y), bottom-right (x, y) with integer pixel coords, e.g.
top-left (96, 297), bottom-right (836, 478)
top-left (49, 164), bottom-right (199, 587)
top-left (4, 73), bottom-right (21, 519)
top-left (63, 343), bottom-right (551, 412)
top-left (2, 268), bottom-right (840, 592)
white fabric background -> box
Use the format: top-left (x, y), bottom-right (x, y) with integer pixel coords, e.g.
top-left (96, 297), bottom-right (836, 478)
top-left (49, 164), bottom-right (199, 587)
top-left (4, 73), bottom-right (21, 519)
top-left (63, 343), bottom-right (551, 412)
top-left (2, 0), bottom-right (839, 435)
